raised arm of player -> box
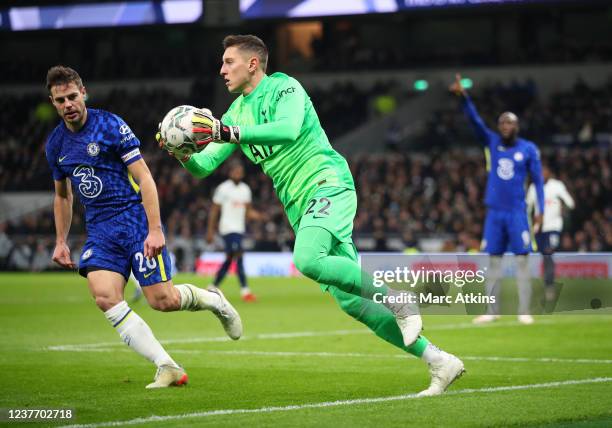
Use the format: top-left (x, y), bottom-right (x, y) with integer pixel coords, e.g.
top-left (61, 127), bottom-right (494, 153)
top-left (127, 159), bottom-right (164, 259)
top-left (450, 73), bottom-right (493, 145)
top-left (52, 178), bottom-right (76, 269)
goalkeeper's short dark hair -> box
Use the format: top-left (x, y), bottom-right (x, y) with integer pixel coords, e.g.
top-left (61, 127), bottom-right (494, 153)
top-left (223, 35), bottom-right (268, 72)
top-left (46, 65), bottom-right (83, 93)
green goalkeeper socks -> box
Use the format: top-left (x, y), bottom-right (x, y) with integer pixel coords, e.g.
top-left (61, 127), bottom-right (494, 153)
top-left (327, 285), bottom-right (429, 357)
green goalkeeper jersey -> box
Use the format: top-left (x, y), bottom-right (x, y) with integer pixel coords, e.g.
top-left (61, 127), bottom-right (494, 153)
top-left (182, 72), bottom-right (355, 227)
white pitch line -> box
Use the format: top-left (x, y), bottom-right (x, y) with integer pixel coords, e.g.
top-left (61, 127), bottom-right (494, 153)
top-left (43, 346), bottom-right (612, 365)
top-left (45, 319), bottom-right (555, 352)
top-left (461, 356), bottom-right (612, 365)
top-left (167, 349), bottom-right (612, 365)
top-left (58, 377), bottom-right (612, 428)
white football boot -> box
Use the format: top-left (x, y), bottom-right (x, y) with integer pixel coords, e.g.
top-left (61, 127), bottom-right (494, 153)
top-left (206, 286), bottom-right (243, 340)
top-left (472, 314), bottom-right (500, 324)
top-left (145, 365), bottom-right (188, 389)
top-left (418, 352), bottom-right (465, 397)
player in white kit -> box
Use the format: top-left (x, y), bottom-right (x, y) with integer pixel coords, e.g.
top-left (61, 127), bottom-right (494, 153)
top-left (207, 161), bottom-right (259, 301)
top-left (526, 164), bottom-right (575, 301)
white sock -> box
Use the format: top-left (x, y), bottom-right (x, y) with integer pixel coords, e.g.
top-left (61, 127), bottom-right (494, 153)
top-left (240, 287), bottom-right (252, 296)
top-left (174, 283), bottom-right (221, 311)
top-left (421, 343), bottom-right (445, 365)
top-left (104, 301), bottom-right (178, 368)
top-left (516, 255), bottom-right (532, 315)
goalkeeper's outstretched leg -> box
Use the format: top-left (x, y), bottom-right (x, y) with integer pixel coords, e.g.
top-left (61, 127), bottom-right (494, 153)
top-left (292, 213), bottom-right (465, 395)
top-left (293, 188), bottom-right (423, 346)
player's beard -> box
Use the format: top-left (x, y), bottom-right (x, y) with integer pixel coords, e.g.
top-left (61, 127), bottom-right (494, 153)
top-left (501, 130), bottom-right (518, 146)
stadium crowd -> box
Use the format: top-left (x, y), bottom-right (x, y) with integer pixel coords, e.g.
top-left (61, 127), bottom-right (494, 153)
top-left (1, 78), bottom-right (382, 192)
top-left (3, 145), bottom-right (610, 271)
top-left (1, 78), bottom-right (610, 271)
top-left (420, 77), bottom-right (612, 149)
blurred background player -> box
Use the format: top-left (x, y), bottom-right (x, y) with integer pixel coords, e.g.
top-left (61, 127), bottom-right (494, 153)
top-left (160, 34), bottom-right (465, 396)
top-left (207, 160), bottom-right (260, 302)
top-left (44, 65), bottom-right (242, 388)
top-left (527, 164), bottom-right (575, 302)
top-left (450, 73), bottom-right (545, 325)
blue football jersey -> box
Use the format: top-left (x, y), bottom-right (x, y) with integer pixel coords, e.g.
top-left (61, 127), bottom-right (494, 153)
top-left (462, 96), bottom-right (545, 213)
top-left (45, 108), bottom-right (144, 225)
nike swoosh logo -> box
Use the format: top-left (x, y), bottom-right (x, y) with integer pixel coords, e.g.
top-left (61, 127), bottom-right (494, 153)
top-left (144, 271), bottom-right (155, 279)
top-left (59, 155), bottom-right (68, 162)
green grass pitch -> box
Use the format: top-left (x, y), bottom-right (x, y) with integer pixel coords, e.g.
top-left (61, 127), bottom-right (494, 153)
top-left (1, 272), bottom-right (611, 427)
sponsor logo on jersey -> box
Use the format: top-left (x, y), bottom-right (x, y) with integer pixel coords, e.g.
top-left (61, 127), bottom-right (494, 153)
top-left (248, 144), bottom-right (273, 162)
top-left (87, 142), bottom-right (100, 157)
top-left (119, 124), bottom-right (132, 135)
top-left (82, 249), bottom-right (93, 260)
top-left (275, 86), bottom-right (296, 102)
top-left (514, 152), bottom-right (524, 162)
top-left (73, 165), bottom-right (103, 198)
top-left (497, 158), bottom-right (515, 180)
top-left (121, 133), bottom-right (135, 144)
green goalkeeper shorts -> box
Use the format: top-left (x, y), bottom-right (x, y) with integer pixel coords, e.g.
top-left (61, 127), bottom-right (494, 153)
top-left (295, 186), bottom-right (356, 244)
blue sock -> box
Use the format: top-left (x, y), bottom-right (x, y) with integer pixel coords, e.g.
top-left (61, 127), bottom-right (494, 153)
top-left (237, 256), bottom-right (247, 288)
top-left (214, 258), bottom-right (232, 286)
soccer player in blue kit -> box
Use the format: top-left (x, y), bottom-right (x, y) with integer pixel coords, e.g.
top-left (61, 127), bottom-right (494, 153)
top-left (450, 74), bottom-right (545, 325)
top-left (44, 66), bottom-right (242, 388)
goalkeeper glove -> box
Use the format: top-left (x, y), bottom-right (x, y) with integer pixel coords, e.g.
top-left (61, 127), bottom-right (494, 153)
top-left (155, 128), bottom-right (191, 162)
top-left (192, 108), bottom-right (240, 144)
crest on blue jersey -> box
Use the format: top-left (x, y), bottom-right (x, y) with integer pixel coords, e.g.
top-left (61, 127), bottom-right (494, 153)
top-left (87, 142), bottom-right (100, 157)
top-left (513, 152), bottom-right (524, 162)
top-left (82, 249), bottom-right (93, 260)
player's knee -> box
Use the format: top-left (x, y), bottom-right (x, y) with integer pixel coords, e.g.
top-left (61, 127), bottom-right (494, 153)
top-left (293, 251), bottom-right (322, 281)
top-left (94, 295), bottom-right (121, 312)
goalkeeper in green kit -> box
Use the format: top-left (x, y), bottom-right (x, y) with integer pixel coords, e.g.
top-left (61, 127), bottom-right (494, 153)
top-left (159, 35), bottom-right (465, 396)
